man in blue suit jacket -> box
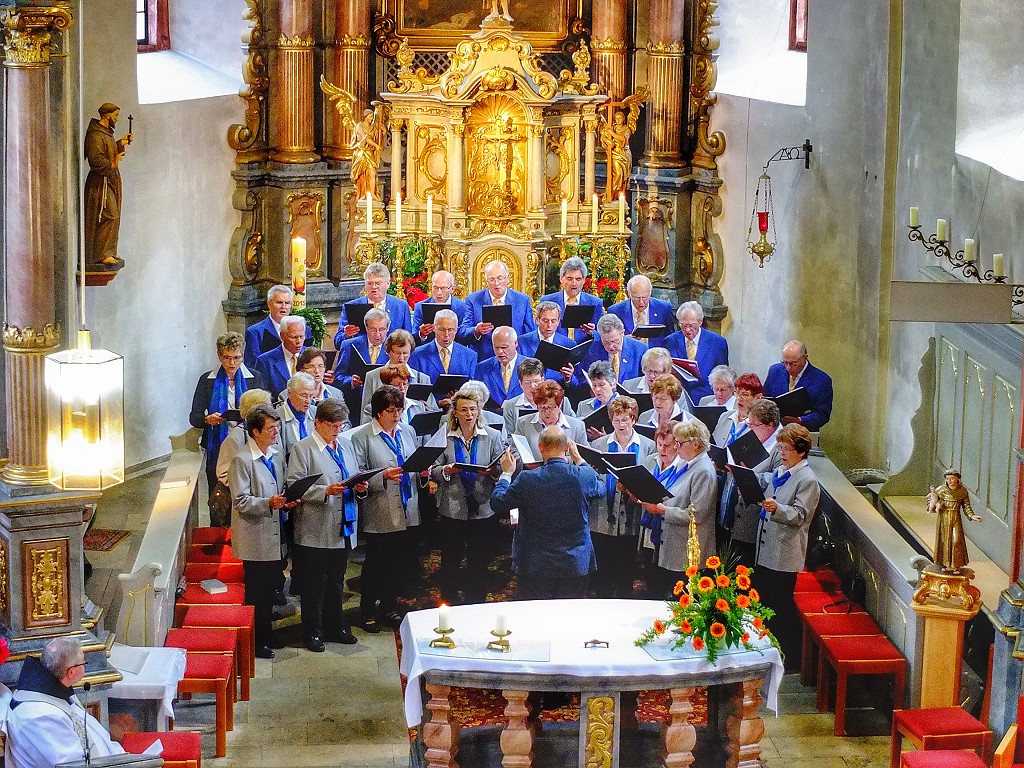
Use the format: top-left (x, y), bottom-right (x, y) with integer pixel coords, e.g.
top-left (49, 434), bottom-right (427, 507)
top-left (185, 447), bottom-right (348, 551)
top-left (607, 274), bottom-right (675, 345)
top-left (255, 315), bottom-right (307, 397)
top-left (490, 427), bottom-right (603, 599)
top-left (333, 308), bottom-right (391, 427)
top-left (518, 300), bottom-right (578, 386)
top-left (334, 262), bottom-right (412, 348)
top-left (581, 314), bottom-right (646, 386)
top-left (656, 301), bottom-right (728, 403)
top-left (458, 260), bottom-right (536, 360)
top-left (244, 285), bottom-right (312, 369)
top-left (538, 256), bottom-right (604, 342)
top-left (763, 339), bottom-right (833, 431)
top-left (411, 270), bottom-right (467, 345)
top-left (474, 327), bottom-right (523, 408)
top-left (408, 309), bottom-right (477, 386)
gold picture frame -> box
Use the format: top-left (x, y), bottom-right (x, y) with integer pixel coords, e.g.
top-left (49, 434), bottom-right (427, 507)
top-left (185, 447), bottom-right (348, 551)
top-left (382, 0), bottom-right (582, 52)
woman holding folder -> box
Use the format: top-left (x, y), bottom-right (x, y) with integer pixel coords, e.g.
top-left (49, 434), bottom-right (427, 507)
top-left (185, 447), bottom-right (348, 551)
top-left (430, 388), bottom-right (506, 604)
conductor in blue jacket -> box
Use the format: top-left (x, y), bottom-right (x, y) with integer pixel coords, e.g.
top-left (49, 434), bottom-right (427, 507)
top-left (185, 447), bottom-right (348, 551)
top-left (762, 339), bottom-right (833, 431)
top-left (490, 426), bottom-right (603, 599)
top-left (458, 259), bottom-right (536, 360)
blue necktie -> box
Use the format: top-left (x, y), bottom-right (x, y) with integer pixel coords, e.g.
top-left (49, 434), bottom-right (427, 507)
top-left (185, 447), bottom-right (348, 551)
top-left (259, 455), bottom-right (286, 526)
top-left (762, 470), bottom-right (792, 520)
top-left (378, 430), bottom-right (413, 515)
top-left (325, 444), bottom-right (358, 538)
top-left (288, 402), bottom-right (308, 439)
top-left (727, 421), bottom-right (747, 445)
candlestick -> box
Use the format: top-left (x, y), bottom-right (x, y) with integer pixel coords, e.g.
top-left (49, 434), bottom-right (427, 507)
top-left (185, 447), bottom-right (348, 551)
top-left (395, 194), bottom-right (402, 235)
top-left (618, 193), bottom-right (625, 234)
top-left (591, 194), bottom-right (599, 234)
top-left (964, 238), bottom-right (975, 262)
top-left (560, 198), bottom-right (567, 235)
top-left (495, 612), bottom-right (507, 634)
top-left (429, 627), bottom-right (456, 649)
top-left (426, 194), bottom-right (434, 235)
top-left (909, 206), bottom-right (919, 227)
top-left (994, 253), bottom-right (1005, 278)
top-left (936, 218), bottom-right (947, 242)
top-left (487, 628), bottom-right (511, 653)
top-left (438, 603), bottom-right (450, 631)
top-left (366, 193), bottom-right (373, 234)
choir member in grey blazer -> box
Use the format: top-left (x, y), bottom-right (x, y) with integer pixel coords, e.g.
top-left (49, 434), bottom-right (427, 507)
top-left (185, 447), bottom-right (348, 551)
top-left (215, 389), bottom-right (273, 529)
top-left (640, 420), bottom-right (718, 598)
top-left (292, 347), bottom-right (344, 405)
top-left (621, 347), bottom-right (674, 394)
top-left (637, 373), bottom-right (692, 430)
top-left (502, 357), bottom-right (571, 434)
top-left (429, 389), bottom-right (507, 604)
top-left (697, 365), bottom-right (737, 409)
top-left (360, 329), bottom-right (431, 418)
top-left (348, 385), bottom-right (422, 631)
top-left (754, 423), bottom-right (821, 664)
top-left (373, 366), bottom-right (431, 447)
top-left (228, 404), bottom-right (298, 658)
top-left (277, 373), bottom-right (318, 458)
top-left (286, 399), bottom-right (365, 650)
top-left (712, 372), bottom-right (764, 446)
top-left (589, 396), bottom-right (654, 598)
top-left (576, 360), bottom-right (618, 441)
top-left (724, 399), bottom-right (781, 566)
top-left (514, 381), bottom-right (589, 457)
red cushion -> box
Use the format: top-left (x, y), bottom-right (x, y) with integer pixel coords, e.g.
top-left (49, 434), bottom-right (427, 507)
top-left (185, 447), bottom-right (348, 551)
top-left (809, 568), bottom-right (842, 592)
top-left (901, 750), bottom-right (988, 768)
top-left (805, 612), bottom-right (881, 637)
top-left (186, 543), bottom-right (241, 564)
top-left (821, 634), bottom-right (904, 662)
top-left (165, 627), bottom-right (237, 653)
top-left (192, 526), bottom-right (231, 545)
top-left (895, 707), bottom-right (989, 739)
top-left (794, 591), bottom-right (862, 614)
top-left (184, 561), bottom-right (245, 583)
top-left (177, 582), bottom-right (245, 606)
top-left (182, 604), bottom-right (255, 628)
top-left (121, 731), bottom-right (202, 761)
top-left (795, 571), bottom-right (830, 593)
top-left (183, 653), bottom-right (233, 679)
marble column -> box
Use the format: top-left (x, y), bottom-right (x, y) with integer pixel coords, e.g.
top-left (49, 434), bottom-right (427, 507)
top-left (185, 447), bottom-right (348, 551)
top-left (591, 0), bottom-right (628, 99)
top-left (528, 125), bottom-right (544, 212)
top-left (323, 0), bottom-right (372, 160)
top-left (642, 0), bottom-right (686, 168)
top-left (1, 4), bottom-right (71, 487)
top-left (270, 0), bottom-right (318, 163)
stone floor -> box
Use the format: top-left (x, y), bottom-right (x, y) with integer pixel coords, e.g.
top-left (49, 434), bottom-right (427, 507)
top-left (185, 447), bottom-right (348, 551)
top-left (86, 467), bottom-right (893, 767)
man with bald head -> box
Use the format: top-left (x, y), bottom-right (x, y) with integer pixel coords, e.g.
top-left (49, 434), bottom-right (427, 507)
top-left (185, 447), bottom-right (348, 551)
top-left (459, 260), bottom-right (536, 359)
top-left (491, 426), bottom-right (603, 599)
top-left (763, 339), bottom-right (833, 431)
top-left (475, 326), bottom-right (522, 406)
top-left (607, 273), bottom-right (675, 343)
top-left (412, 270), bottom-right (468, 344)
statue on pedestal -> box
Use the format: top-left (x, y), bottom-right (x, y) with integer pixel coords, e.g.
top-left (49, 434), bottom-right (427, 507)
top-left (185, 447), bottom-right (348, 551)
top-left (483, 0), bottom-right (512, 21)
top-left (321, 81), bottom-right (390, 198)
top-left (926, 468), bottom-right (982, 573)
top-left (84, 103), bottom-right (132, 269)
top-left (598, 88), bottom-right (648, 198)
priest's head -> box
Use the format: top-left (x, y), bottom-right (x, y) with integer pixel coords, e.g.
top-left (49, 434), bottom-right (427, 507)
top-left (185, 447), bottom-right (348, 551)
top-left (42, 637), bottom-right (86, 688)
top-left (266, 284), bottom-right (293, 323)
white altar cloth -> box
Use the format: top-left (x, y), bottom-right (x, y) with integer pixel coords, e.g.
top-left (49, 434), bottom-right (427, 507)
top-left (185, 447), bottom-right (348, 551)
top-left (108, 643), bottom-right (186, 720)
top-left (399, 599), bottom-right (783, 726)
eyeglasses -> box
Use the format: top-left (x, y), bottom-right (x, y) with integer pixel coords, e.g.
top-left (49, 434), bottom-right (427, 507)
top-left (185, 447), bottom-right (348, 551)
top-left (68, 661), bottom-right (87, 670)
top-left (220, 354), bottom-right (243, 363)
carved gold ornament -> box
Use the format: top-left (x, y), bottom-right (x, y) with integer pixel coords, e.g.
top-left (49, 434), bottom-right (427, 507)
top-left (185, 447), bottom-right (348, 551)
top-left (1, 4), bottom-right (73, 68)
top-left (24, 538), bottom-right (69, 628)
top-left (556, 40), bottom-right (600, 96)
top-left (584, 696), bottom-right (615, 768)
top-left (3, 322), bottom-right (60, 351)
top-left (481, 66), bottom-right (517, 92)
top-left (544, 127), bottom-right (573, 204)
top-left (415, 126), bottom-right (448, 202)
top-left (466, 94), bottom-right (526, 219)
top-left (336, 33), bottom-right (371, 48)
top-left (287, 193), bottom-right (326, 275)
top-left (373, 13), bottom-right (401, 58)
top-left (243, 232), bottom-right (262, 279)
top-left (912, 568), bottom-right (981, 611)
top-left (389, 39), bottom-right (441, 93)
top-left (227, 0), bottom-right (269, 159)
top-left (691, 0), bottom-right (726, 170)
top-left (0, 537), bottom-right (9, 621)
top-left (590, 38), bottom-right (627, 53)
top-left (278, 34), bottom-right (314, 48)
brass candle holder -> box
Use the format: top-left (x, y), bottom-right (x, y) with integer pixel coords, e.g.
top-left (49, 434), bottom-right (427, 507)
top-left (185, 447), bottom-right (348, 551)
top-left (487, 629), bottom-right (511, 653)
top-left (429, 627), bottom-right (456, 649)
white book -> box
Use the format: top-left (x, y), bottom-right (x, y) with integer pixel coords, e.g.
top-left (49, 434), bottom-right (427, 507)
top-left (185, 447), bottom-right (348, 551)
top-left (200, 578), bottom-right (227, 594)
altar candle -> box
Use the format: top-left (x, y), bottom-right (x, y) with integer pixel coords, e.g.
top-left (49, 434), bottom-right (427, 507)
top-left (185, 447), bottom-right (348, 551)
top-left (438, 603), bottom-right (450, 631)
top-left (290, 236), bottom-right (306, 294)
top-left (495, 612), bottom-right (507, 634)
top-left (618, 193), bottom-right (626, 234)
top-left (994, 253), bottom-right (1005, 278)
top-left (591, 194), bottom-right (599, 234)
top-left (560, 198), bottom-right (567, 235)
top-left (426, 194), bottom-right (434, 235)
top-left (909, 206), bottom-right (919, 227)
top-left (395, 194), bottom-right (402, 235)
top-left (936, 218), bottom-right (947, 242)
top-left (964, 238), bottom-right (975, 261)
top-left (366, 193), bottom-right (373, 234)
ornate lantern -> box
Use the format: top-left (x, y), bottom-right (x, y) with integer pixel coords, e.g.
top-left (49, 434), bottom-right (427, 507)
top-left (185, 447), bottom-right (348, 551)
top-left (747, 172), bottom-right (776, 268)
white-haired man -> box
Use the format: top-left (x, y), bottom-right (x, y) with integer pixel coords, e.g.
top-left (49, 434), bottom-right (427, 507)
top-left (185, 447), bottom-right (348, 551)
top-left (607, 274), bottom-right (674, 344)
top-left (335, 262), bottom-right (413, 346)
top-left (255, 314), bottom-right (308, 396)
top-left (656, 301), bottom-right (729, 402)
top-left (475, 326), bottom-right (521, 407)
top-left (409, 308), bottom-right (477, 384)
top-left (244, 284), bottom-right (312, 368)
top-left (412, 270), bottom-right (467, 344)
top-left (581, 313), bottom-right (646, 384)
top-left (334, 307), bottom-right (390, 428)
top-left (459, 260), bottom-right (536, 359)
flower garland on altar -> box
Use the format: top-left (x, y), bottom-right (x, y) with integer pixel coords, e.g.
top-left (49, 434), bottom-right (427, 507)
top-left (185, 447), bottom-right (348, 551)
top-left (635, 556), bottom-right (780, 664)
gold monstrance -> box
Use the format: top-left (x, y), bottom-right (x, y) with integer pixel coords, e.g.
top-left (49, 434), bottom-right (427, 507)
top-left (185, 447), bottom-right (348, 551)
top-left (686, 504), bottom-right (700, 569)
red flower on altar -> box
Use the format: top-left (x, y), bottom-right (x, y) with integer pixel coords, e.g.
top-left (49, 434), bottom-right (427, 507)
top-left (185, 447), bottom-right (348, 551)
top-left (653, 620), bottom-right (666, 635)
top-left (678, 594), bottom-right (691, 608)
top-left (685, 565), bottom-right (699, 578)
top-left (709, 622), bottom-right (726, 639)
top-left (715, 598), bottom-right (730, 612)
top-left (736, 574), bottom-right (751, 590)
top-left (697, 577), bottom-right (714, 592)
top-left (680, 620), bottom-right (692, 634)
top-left (716, 574), bottom-right (731, 588)
top-left (0, 637), bottom-right (9, 665)
top-left (673, 580), bottom-right (686, 596)
top-left (705, 556), bottom-right (721, 569)
top-left (736, 595), bottom-right (750, 609)
top-left (692, 636), bottom-right (705, 651)
top-left (741, 632), bottom-right (751, 644)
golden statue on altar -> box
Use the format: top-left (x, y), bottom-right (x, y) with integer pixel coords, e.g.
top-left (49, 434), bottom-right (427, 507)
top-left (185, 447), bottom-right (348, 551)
top-left (321, 82), bottom-right (391, 198)
top-left (599, 88), bottom-right (648, 198)
top-left (926, 468), bottom-right (982, 573)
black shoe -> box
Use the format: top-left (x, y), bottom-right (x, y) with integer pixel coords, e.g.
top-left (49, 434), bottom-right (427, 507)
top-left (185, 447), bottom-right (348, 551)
top-left (327, 629), bottom-right (357, 645)
top-left (273, 591), bottom-right (288, 607)
top-left (382, 610), bottom-right (404, 629)
top-left (305, 636), bottom-right (326, 653)
top-left (360, 618), bottom-right (381, 634)
top-left (268, 635), bottom-right (287, 650)
top-left (255, 645), bottom-right (275, 660)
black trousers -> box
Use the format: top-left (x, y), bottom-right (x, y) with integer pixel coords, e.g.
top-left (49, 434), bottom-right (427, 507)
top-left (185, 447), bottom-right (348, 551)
top-left (360, 528), bottom-right (418, 618)
top-left (517, 573), bottom-right (588, 600)
top-left (651, 564), bottom-right (687, 601)
top-left (591, 532), bottom-right (639, 599)
top-left (294, 544), bottom-right (351, 640)
top-left (436, 514), bottom-right (501, 604)
top-left (757, 567), bottom-right (800, 666)
top-left (243, 559), bottom-right (284, 646)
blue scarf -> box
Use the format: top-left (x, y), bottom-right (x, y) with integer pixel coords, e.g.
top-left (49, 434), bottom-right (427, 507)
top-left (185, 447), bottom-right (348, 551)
top-left (325, 444), bottom-right (358, 539)
top-left (378, 429), bottom-right (413, 516)
top-left (287, 401), bottom-right (308, 440)
top-left (761, 469), bottom-right (792, 521)
top-left (206, 367), bottom-right (247, 453)
top-left (605, 438), bottom-right (641, 517)
top-left (727, 420), bottom-right (747, 445)
top-left (453, 434), bottom-right (481, 518)
top-left (258, 454), bottom-right (287, 526)
top-left (641, 461), bottom-right (688, 545)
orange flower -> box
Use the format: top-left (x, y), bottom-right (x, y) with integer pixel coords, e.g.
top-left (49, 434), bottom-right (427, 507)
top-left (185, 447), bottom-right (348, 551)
top-left (692, 636), bottom-right (705, 651)
top-left (752, 616), bottom-right (764, 629)
top-left (715, 598), bottom-right (730, 612)
top-left (685, 565), bottom-right (699, 578)
top-left (758, 629), bottom-right (769, 639)
top-left (709, 622), bottom-right (726, 639)
top-left (749, 588), bottom-right (760, 603)
top-left (716, 574), bottom-right (731, 588)
top-left (735, 564), bottom-right (749, 576)
top-left (736, 595), bottom-right (750, 609)
top-left (705, 556), bottom-right (721, 569)
top-left (673, 580), bottom-right (686, 596)
top-left (697, 577), bottom-right (714, 592)
top-left (736, 574), bottom-right (751, 590)
top-left (741, 632), bottom-right (751, 643)
top-left (678, 594), bottom-right (691, 608)
top-left (653, 619), bottom-right (666, 635)
top-left (680, 620), bottom-right (692, 634)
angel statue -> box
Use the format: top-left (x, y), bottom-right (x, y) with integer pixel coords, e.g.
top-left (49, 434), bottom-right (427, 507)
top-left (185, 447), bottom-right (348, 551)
top-left (599, 88), bottom-right (648, 198)
top-left (926, 468), bottom-right (982, 573)
top-left (320, 78), bottom-right (391, 198)
top-left (483, 0), bottom-right (511, 21)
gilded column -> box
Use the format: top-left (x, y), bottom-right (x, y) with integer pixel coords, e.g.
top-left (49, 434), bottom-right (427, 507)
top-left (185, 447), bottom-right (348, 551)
top-left (270, 0), bottom-right (318, 163)
top-left (591, 0), bottom-right (628, 99)
top-left (389, 119), bottom-right (403, 203)
top-left (323, 0), bottom-right (372, 160)
top-left (1, 4), bottom-right (72, 486)
top-left (448, 122), bottom-right (465, 212)
top-left (642, 0), bottom-right (686, 168)
top-left (583, 116), bottom-right (597, 201)
top-left (528, 125), bottom-right (544, 212)
top-left (227, 0), bottom-right (270, 162)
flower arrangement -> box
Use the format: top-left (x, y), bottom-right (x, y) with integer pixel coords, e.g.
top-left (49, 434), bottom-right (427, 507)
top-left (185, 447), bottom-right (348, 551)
top-left (635, 556), bottom-right (780, 663)
top-left (376, 237), bottom-right (430, 308)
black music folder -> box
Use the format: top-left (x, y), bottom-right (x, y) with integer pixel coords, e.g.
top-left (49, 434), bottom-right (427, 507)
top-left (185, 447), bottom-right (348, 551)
top-left (727, 463), bottom-right (765, 505)
top-left (561, 303), bottom-right (596, 329)
top-left (345, 348), bottom-right (382, 379)
top-left (582, 404), bottom-right (612, 435)
top-left (771, 386), bottom-right (813, 419)
top-left (401, 443), bottom-right (447, 474)
top-left (692, 405), bottom-right (727, 434)
top-left (221, 409), bottom-right (242, 423)
top-left (727, 429), bottom-right (769, 468)
top-left (535, 338), bottom-right (593, 372)
top-left (631, 324), bottom-right (668, 339)
top-left (321, 350), bottom-right (338, 371)
top-left (708, 444), bottom-right (728, 471)
top-left (419, 303), bottom-right (451, 326)
top-left (432, 374), bottom-right (470, 397)
top-left (634, 423), bottom-right (657, 441)
top-left (453, 455), bottom-right (502, 473)
top-left (284, 473), bottom-right (323, 503)
top-left (481, 304), bottom-right (513, 328)
top-left (343, 301), bottom-right (371, 333)
top-left (344, 467), bottom-right (387, 486)
top-left (610, 464), bottom-right (674, 504)
top-left (406, 382), bottom-right (433, 401)
top-left (409, 409), bottom-right (445, 437)
top-left (578, 444), bottom-right (639, 473)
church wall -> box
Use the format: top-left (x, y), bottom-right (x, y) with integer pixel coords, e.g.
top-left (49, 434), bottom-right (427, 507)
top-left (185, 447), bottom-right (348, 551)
top-left (79, 1), bottom-right (242, 466)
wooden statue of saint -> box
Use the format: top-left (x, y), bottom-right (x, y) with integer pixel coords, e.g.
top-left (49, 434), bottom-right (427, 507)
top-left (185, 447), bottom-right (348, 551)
top-left (84, 103), bottom-right (132, 269)
top-left (926, 468), bottom-right (982, 573)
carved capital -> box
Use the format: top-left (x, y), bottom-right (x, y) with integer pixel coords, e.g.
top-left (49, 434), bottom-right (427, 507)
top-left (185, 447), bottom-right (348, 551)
top-left (373, 12), bottom-right (401, 58)
top-left (278, 33), bottom-right (314, 48)
top-left (1, 4), bottom-right (73, 68)
top-left (451, 123), bottom-right (466, 138)
top-left (590, 38), bottom-right (627, 53)
top-left (389, 118), bottom-right (404, 133)
top-left (336, 33), bottom-right (370, 48)
top-left (647, 41), bottom-right (686, 57)
top-left (583, 118), bottom-right (597, 134)
top-left (3, 322), bottom-right (60, 351)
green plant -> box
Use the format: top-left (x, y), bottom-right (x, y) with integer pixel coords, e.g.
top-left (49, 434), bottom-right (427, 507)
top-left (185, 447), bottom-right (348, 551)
top-left (291, 306), bottom-right (326, 348)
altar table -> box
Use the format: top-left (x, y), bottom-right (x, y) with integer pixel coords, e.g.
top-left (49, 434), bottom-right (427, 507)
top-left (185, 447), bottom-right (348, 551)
top-left (399, 599), bottom-right (783, 768)
top-left (108, 644), bottom-right (186, 736)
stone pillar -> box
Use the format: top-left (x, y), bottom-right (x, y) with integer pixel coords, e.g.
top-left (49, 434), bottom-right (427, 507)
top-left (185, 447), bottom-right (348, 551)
top-left (1, 4), bottom-right (71, 487)
top-left (584, 115), bottom-right (597, 202)
top-left (270, 0), bottom-right (318, 164)
top-left (642, 0), bottom-right (686, 168)
top-left (591, 0), bottom-right (628, 99)
top-left (390, 119), bottom-right (403, 203)
top-left (323, 0), bottom-right (372, 160)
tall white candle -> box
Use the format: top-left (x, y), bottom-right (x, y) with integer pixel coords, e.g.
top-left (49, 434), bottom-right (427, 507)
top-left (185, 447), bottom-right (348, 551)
top-left (426, 194), bottom-right (434, 235)
top-left (495, 612), bottom-right (507, 634)
top-left (994, 253), bottom-right (1005, 277)
top-left (964, 238), bottom-right (975, 262)
top-left (591, 194), bottom-right (599, 234)
top-left (909, 206), bottom-right (919, 227)
top-left (395, 194), bottom-right (402, 235)
top-left (290, 236), bottom-right (306, 288)
top-left (936, 218), bottom-right (947, 242)
top-left (560, 198), bottom-right (567, 235)
top-left (438, 603), bottom-right (450, 631)
top-left (366, 193), bottom-right (373, 234)
top-left (618, 193), bottom-right (626, 234)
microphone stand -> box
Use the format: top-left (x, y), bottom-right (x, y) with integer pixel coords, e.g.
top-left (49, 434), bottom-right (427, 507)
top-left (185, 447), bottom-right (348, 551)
top-left (82, 681), bottom-right (92, 768)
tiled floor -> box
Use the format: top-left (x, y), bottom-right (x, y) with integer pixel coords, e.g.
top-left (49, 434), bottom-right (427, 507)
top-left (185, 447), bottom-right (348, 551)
top-left (87, 468), bottom-right (892, 767)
